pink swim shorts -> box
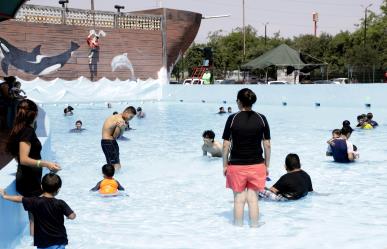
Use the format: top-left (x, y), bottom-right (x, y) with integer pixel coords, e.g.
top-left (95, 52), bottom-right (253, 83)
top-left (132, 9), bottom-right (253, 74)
top-left (226, 163), bottom-right (267, 192)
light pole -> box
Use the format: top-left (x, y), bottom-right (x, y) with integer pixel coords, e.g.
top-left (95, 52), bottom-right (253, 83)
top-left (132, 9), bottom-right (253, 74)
top-left (242, 0), bottom-right (245, 61)
top-left (263, 22), bottom-right (269, 47)
top-left (361, 3), bottom-right (373, 47)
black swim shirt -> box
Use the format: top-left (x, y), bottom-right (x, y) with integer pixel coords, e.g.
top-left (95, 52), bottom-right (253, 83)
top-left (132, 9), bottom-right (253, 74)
top-left (222, 111), bottom-right (270, 165)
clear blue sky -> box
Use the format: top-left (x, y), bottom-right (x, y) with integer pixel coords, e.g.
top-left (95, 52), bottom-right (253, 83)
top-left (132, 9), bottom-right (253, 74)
top-left (29, 0), bottom-right (383, 43)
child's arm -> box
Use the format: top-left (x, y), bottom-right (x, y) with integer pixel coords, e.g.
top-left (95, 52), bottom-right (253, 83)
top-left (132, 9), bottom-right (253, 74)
top-left (0, 189), bottom-right (23, 203)
top-left (116, 181), bottom-right (125, 191)
top-left (90, 181), bottom-right (102, 191)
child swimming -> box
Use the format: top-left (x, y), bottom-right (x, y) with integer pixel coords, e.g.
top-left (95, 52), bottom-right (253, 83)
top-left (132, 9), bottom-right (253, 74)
top-left (90, 164), bottom-right (125, 195)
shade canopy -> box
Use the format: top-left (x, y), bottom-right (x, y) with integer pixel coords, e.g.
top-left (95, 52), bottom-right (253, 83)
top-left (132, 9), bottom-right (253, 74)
top-left (242, 44), bottom-right (307, 70)
top-left (0, 0), bottom-right (27, 22)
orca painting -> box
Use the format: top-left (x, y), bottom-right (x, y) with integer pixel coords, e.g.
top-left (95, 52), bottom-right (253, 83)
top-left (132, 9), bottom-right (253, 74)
top-left (0, 37), bottom-right (80, 76)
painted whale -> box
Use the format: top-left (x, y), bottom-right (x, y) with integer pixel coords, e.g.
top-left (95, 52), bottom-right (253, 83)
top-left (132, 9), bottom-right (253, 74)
top-left (0, 37), bottom-right (80, 76)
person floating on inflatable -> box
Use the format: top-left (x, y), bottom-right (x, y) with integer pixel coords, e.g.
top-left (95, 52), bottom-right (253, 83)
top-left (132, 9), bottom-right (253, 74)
top-left (90, 164), bottom-right (125, 195)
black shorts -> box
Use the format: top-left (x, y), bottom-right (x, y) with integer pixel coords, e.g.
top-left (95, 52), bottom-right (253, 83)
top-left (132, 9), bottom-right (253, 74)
top-left (101, 139), bottom-right (120, 164)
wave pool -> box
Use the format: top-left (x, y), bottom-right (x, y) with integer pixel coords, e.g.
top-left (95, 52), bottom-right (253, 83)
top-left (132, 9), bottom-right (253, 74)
top-left (13, 99), bottom-right (387, 249)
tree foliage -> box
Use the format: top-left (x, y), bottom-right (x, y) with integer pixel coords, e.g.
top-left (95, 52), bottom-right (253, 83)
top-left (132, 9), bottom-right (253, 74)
top-left (173, 1), bottom-right (386, 83)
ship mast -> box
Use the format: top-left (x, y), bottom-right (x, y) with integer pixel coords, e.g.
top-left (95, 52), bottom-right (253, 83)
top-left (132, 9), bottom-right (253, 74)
top-left (90, 0), bottom-right (95, 28)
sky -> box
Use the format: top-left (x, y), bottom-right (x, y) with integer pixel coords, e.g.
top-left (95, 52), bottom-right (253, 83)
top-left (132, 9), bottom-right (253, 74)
top-left (29, 0), bottom-right (384, 43)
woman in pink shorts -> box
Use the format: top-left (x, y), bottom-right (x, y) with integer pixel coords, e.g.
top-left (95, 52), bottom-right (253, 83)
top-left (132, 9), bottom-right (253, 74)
top-left (222, 88), bottom-right (271, 227)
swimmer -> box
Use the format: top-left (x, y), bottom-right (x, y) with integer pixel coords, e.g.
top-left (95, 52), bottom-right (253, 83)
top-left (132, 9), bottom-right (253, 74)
top-left (202, 130), bottom-right (222, 157)
top-left (366, 112), bottom-right (378, 127)
top-left (64, 106), bottom-right (74, 116)
top-left (259, 153), bottom-right (313, 201)
top-left (218, 107), bottom-right (226, 114)
top-left (107, 102), bottom-right (112, 109)
top-left (330, 126), bottom-right (358, 163)
top-left (227, 107), bottom-right (232, 113)
top-left (326, 129), bottom-right (341, 156)
top-left (342, 120), bottom-right (353, 133)
top-left (70, 120), bottom-right (85, 133)
top-left (136, 107), bottom-right (146, 118)
top-left (90, 164), bottom-right (125, 195)
top-left (101, 106), bottom-right (136, 170)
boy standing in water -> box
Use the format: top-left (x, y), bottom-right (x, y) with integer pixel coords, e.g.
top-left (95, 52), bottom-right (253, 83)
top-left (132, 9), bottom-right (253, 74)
top-left (101, 106), bottom-right (136, 170)
top-left (0, 173), bottom-right (76, 249)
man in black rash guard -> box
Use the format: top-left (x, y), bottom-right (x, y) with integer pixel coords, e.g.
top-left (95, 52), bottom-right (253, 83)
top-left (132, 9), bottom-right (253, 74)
top-left (222, 88), bottom-right (271, 227)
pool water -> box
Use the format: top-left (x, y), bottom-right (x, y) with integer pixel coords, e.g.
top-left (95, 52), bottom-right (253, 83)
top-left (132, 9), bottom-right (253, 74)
top-left (15, 101), bottom-right (387, 249)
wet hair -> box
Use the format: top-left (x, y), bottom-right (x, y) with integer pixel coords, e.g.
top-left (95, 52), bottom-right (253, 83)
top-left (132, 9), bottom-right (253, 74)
top-left (68, 106), bottom-right (74, 111)
top-left (137, 107), bottom-right (142, 112)
top-left (357, 115), bottom-right (362, 121)
top-left (7, 99), bottom-right (38, 156)
top-left (366, 112), bottom-right (373, 120)
top-left (219, 107), bottom-right (224, 110)
top-left (113, 111), bottom-right (118, 115)
top-left (102, 164), bottom-right (115, 177)
top-left (4, 76), bottom-right (16, 83)
top-left (14, 81), bottom-right (21, 87)
top-left (41, 173), bottom-right (62, 194)
top-left (75, 120), bottom-right (82, 125)
top-left (124, 106), bottom-right (137, 115)
top-left (341, 126), bottom-right (352, 136)
top-left (342, 120), bottom-right (353, 133)
top-left (353, 144), bottom-right (358, 151)
top-left (202, 130), bottom-right (215, 140)
top-left (237, 88), bottom-right (256, 107)
top-left (285, 153), bottom-right (301, 171)
top-left (332, 129), bottom-right (341, 136)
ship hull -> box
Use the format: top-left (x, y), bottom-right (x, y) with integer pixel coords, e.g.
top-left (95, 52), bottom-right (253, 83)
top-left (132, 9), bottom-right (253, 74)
top-left (0, 6), bottom-right (201, 81)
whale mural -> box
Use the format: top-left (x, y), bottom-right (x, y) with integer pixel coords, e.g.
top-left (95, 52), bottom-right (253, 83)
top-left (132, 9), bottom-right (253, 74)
top-left (0, 37), bottom-right (80, 76)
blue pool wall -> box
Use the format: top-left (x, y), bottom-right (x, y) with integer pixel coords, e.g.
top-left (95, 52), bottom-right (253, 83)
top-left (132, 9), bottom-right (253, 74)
top-left (0, 107), bottom-right (51, 249)
top-left (162, 84), bottom-right (387, 108)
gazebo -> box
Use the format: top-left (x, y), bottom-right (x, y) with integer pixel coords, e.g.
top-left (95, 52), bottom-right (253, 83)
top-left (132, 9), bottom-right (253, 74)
top-left (242, 44), bottom-right (326, 83)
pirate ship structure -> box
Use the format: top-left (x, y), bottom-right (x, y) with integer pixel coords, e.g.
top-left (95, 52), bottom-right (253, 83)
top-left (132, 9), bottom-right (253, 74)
top-left (0, 4), bottom-right (202, 80)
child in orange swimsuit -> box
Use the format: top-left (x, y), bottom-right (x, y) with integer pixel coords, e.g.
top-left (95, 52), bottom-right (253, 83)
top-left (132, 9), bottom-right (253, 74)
top-left (90, 164), bottom-right (125, 194)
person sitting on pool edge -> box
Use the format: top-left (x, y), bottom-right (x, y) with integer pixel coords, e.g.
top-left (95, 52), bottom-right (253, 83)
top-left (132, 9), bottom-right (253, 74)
top-left (90, 164), bottom-right (125, 195)
top-left (202, 130), bottom-right (222, 157)
top-left (70, 120), bottom-right (85, 133)
top-left (330, 126), bottom-right (358, 163)
top-left (259, 153), bottom-right (313, 201)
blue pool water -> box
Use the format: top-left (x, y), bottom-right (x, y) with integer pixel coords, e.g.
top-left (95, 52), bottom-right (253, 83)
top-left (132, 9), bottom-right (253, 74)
top-left (15, 101), bottom-right (387, 249)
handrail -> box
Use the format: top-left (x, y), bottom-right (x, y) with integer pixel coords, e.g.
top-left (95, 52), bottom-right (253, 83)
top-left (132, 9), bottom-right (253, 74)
top-left (14, 4), bottom-right (161, 30)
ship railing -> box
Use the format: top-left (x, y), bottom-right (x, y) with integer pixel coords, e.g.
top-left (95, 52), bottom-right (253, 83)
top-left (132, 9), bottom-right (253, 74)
top-left (14, 4), bottom-right (161, 30)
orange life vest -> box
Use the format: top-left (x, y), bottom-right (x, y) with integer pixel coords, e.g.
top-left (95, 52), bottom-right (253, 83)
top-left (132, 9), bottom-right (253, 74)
top-left (99, 179), bottom-right (118, 194)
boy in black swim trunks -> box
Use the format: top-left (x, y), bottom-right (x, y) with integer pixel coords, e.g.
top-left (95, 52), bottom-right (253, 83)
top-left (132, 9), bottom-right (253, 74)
top-left (101, 106), bottom-right (136, 170)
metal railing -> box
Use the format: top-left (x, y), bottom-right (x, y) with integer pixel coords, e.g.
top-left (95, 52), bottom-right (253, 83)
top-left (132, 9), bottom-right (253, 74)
top-left (14, 4), bottom-right (161, 30)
